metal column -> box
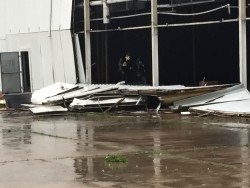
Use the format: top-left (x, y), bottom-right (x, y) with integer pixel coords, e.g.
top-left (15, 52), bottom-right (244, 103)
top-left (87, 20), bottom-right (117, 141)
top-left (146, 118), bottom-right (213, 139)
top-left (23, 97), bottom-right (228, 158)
top-left (48, 0), bottom-right (52, 37)
top-left (84, 0), bottom-right (92, 84)
top-left (103, 0), bottom-right (109, 83)
top-left (151, 0), bottom-right (159, 86)
top-left (239, 0), bottom-right (247, 87)
top-left (102, 0), bottom-right (110, 24)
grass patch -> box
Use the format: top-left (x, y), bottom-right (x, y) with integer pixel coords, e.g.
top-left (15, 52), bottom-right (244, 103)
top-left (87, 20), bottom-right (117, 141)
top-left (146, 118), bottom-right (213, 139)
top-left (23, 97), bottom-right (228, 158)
top-left (105, 154), bottom-right (128, 163)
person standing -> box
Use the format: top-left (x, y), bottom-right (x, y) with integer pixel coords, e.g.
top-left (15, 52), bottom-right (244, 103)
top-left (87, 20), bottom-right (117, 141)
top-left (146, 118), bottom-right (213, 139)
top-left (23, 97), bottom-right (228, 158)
top-left (118, 52), bottom-right (136, 85)
top-left (118, 52), bottom-right (147, 85)
top-left (135, 57), bottom-right (147, 85)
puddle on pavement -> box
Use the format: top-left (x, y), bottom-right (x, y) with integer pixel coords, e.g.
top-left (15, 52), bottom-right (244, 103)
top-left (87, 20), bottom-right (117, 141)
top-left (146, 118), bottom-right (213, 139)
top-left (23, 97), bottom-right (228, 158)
top-left (0, 112), bottom-right (250, 187)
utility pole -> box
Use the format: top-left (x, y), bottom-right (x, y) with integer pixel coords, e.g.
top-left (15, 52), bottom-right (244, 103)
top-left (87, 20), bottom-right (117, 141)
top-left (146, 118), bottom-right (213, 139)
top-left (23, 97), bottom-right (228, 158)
top-left (84, 0), bottom-right (92, 84)
top-left (151, 0), bottom-right (159, 86)
top-left (239, 0), bottom-right (247, 87)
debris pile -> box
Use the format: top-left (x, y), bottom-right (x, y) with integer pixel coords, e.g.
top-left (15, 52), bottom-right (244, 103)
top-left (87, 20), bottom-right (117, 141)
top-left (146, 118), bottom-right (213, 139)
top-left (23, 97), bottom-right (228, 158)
top-left (24, 82), bottom-right (237, 115)
top-left (3, 81), bottom-right (248, 117)
top-left (172, 84), bottom-right (250, 117)
top-left (29, 82), bottom-right (147, 115)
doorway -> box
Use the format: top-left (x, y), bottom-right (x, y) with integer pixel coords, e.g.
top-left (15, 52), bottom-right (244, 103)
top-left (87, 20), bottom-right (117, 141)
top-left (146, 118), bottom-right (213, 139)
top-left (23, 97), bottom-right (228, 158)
top-left (0, 51), bottom-right (31, 94)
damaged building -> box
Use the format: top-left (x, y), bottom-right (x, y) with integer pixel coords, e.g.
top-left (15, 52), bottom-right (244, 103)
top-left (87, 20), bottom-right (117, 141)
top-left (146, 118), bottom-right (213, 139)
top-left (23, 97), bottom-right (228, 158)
top-left (0, 0), bottom-right (249, 94)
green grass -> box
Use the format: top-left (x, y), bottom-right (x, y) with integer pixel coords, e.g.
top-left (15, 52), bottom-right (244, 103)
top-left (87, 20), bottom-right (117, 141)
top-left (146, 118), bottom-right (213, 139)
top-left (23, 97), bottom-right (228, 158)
top-left (105, 154), bottom-right (128, 163)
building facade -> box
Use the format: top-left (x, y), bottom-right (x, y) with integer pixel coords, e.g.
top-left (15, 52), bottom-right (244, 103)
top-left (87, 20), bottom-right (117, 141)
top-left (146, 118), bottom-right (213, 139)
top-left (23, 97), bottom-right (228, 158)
top-left (0, 0), bottom-right (249, 92)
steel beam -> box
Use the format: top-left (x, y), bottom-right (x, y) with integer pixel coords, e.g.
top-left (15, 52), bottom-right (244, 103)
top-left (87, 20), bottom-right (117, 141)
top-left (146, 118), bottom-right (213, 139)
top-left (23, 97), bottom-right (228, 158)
top-left (84, 0), bottom-right (92, 84)
top-left (239, 0), bottom-right (247, 87)
top-left (48, 0), bottom-right (52, 37)
top-left (151, 0), bottom-right (159, 86)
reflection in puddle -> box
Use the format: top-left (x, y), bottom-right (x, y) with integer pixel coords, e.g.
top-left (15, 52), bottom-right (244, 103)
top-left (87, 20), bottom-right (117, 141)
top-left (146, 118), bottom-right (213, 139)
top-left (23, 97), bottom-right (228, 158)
top-left (239, 129), bottom-right (250, 187)
top-left (2, 124), bottom-right (32, 147)
top-left (69, 117), bottom-right (250, 187)
top-left (74, 158), bottom-right (88, 180)
top-left (153, 136), bottom-right (162, 181)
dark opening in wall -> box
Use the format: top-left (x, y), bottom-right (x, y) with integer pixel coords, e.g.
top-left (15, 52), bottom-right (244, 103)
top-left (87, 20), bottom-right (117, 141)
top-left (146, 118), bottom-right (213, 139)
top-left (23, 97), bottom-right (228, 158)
top-left (21, 52), bottom-right (31, 92)
top-left (72, 0), bottom-right (244, 86)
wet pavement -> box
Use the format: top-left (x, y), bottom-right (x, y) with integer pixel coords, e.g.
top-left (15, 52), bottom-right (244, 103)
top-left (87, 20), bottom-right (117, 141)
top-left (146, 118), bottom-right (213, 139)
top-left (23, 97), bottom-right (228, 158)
top-left (1, 111), bottom-right (250, 188)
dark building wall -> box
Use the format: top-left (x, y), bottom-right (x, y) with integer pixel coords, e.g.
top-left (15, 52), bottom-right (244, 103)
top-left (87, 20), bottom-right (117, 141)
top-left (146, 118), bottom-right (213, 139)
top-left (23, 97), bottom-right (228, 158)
top-left (158, 23), bottom-right (239, 86)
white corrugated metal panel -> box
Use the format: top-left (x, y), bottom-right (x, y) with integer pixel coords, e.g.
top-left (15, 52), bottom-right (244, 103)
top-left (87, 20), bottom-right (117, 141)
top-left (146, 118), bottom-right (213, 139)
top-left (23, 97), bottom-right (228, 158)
top-left (0, 0), bottom-right (72, 36)
top-left (185, 84), bottom-right (250, 117)
top-left (58, 0), bottom-right (73, 30)
top-left (40, 34), bottom-right (55, 85)
top-left (0, 1), bottom-right (6, 39)
top-left (0, 40), bottom-right (5, 51)
top-left (4, 30), bottom-right (77, 91)
top-left (60, 31), bottom-right (77, 84)
top-left (31, 82), bottom-right (78, 104)
top-left (29, 106), bottom-right (68, 114)
top-left (50, 32), bottom-right (67, 83)
top-left (189, 99), bottom-right (250, 116)
top-left (173, 84), bottom-right (248, 108)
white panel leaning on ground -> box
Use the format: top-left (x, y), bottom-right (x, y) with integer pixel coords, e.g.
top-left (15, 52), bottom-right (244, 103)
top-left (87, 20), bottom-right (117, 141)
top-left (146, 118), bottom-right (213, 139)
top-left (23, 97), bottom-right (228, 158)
top-left (0, 0), bottom-right (77, 92)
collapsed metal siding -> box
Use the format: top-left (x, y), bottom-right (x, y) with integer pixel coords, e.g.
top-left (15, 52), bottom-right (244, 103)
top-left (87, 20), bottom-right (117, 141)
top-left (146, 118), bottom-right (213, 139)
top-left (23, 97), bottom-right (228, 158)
top-left (0, 0), bottom-right (76, 91)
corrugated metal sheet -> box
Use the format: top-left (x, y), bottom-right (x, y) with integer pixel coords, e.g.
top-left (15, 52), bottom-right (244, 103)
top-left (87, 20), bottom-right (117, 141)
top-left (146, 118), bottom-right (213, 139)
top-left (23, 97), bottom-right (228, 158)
top-left (189, 100), bottom-right (250, 117)
top-left (31, 82), bottom-right (78, 104)
top-left (173, 84), bottom-right (248, 109)
top-left (0, 0), bottom-right (72, 37)
top-left (29, 106), bottom-right (68, 114)
top-left (174, 84), bottom-right (250, 117)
